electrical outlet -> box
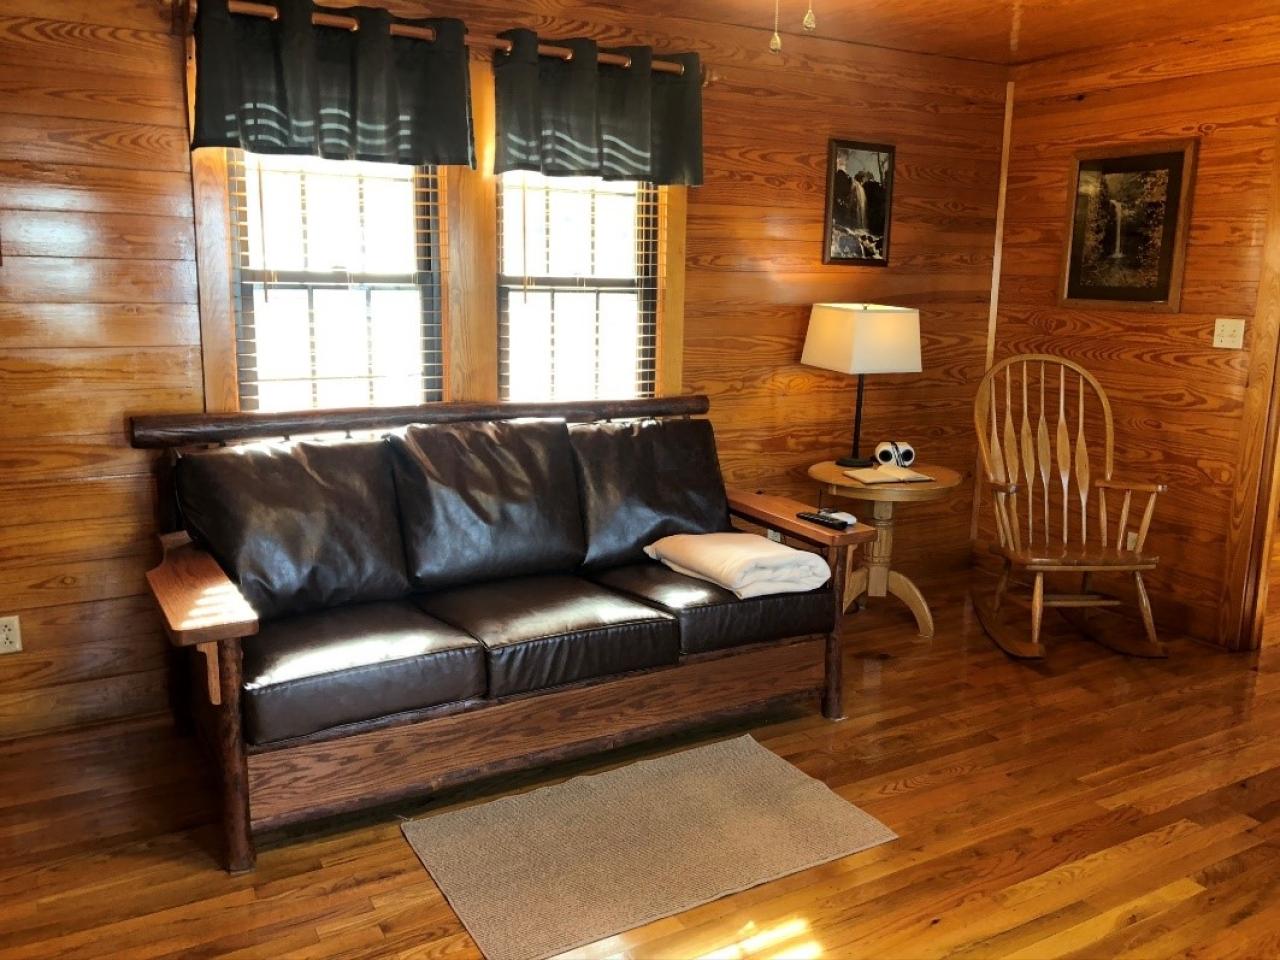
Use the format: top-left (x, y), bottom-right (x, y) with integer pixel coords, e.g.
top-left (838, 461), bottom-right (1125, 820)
top-left (1214, 318), bottom-right (1245, 349)
top-left (1126, 531), bottom-right (1139, 552)
top-left (0, 616), bottom-right (20, 655)
top-left (766, 529), bottom-right (784, 543)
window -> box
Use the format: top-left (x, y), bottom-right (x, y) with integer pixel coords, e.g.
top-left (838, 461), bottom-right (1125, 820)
top-left (497, 172), bottom-right (658, 401)
top-left (227, 151), bottom-right (444, 411)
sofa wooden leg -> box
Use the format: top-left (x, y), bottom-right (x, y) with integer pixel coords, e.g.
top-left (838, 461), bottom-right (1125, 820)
top-left (167, 645), bottom-right (195, 736)
top-left (215, 638), bottom-right (255, 873)
top-left (822, 632), bottom-right (844, 720)
top-left (822, 544), bottom-right (849, 721)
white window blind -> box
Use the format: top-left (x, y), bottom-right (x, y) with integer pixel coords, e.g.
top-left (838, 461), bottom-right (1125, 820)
top-left (227, 150), bottom-right (444, 412)
top-left (497, 171), bottom-right (658, 402)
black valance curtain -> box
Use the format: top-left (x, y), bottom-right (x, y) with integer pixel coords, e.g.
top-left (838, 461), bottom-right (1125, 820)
top-left (192, 0), bottom-right (474, 167)
top-left (493, 30), bottom-right (703, 186)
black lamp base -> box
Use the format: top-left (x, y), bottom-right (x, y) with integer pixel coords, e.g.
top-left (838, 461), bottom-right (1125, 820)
top-left (839, 373), bottom-right (875, 471)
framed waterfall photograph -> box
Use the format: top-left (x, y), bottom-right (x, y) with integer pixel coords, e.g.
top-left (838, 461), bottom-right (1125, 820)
top-left (1060, 140), bottom-right (1197, 311)
top-left (823, 138), bottom-right (895, 266)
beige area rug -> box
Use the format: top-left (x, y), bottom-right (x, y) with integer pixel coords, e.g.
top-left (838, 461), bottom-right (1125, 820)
top-left (401, 734), bottom-right (897, 960)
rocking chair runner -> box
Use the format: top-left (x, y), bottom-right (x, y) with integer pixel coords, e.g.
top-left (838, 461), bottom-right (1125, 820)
top-left (972, 354), bottom-right (1168, 659)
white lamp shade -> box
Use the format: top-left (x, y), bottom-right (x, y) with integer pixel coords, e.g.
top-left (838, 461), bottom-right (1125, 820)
top-left (801, 303), bottom-right (922, 375)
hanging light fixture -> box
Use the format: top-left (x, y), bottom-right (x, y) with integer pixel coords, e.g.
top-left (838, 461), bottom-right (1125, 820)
top-left (803, 0), bottom-right (817, 31)
top-left (770, 2), bottom-right (817, 53)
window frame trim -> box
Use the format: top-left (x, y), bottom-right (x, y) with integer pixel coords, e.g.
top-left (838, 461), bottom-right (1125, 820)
top-left (657, 185), bottom-right (687, 398)
top-left (192, 147), bottom-right (241, 414)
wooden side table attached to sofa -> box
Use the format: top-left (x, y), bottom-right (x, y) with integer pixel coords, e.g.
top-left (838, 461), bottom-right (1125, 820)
top-left (808, 461), bottom-right (962, 638)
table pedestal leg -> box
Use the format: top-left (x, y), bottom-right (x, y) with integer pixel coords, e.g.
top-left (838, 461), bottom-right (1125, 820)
top-left (841, 500), bottom-right (935, 638)
top-left (886, 570), bottom-right (934, 638)
top-left (843, 501), bottom-right (893, 610)
top-left (844, 564), bottom-right (869, 612)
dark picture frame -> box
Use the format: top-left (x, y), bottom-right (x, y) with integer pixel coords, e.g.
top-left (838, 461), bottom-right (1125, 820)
top-left (1060, 139), bottom-right (1198, 312)
top-left (823, 139), bottom-right (895, 267)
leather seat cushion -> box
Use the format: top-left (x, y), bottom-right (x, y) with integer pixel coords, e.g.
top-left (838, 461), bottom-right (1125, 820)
top-left (415, 575), bottom-right (679, 698)
top-left (568, 418), bottom-right (730, 570)
top-left (241, 601), bottom-right (486, 745)
top-left (592, 563), bottom-right (834, 655)
top-left (390, 420), bottom-right (586, 592)
top-left (177, 439), bottom-right (410, 620)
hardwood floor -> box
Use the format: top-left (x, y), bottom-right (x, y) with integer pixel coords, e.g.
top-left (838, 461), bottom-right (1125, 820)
top-left (2, 571), bottom-right (1278, 959)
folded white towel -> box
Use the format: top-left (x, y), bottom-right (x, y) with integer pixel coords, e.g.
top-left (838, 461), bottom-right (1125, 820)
top-left (644, 532), bottom-right (831, 599)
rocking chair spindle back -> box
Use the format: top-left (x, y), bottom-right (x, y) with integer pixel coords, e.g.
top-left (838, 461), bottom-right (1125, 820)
top-left (972, 354), bottom-right (1167, 660)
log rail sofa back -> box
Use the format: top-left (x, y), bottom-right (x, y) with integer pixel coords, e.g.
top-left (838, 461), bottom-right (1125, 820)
top-left (130, 396), bottom-right (873, 872)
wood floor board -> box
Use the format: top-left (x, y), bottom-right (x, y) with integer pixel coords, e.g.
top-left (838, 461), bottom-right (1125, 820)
top-left (3, 573), bottom-right (1280, 958)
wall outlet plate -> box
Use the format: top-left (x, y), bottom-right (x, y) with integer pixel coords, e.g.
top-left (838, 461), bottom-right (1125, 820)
top-left (1126, 531), bottom-right (1139, 552)
top-left (1214, 318), bottom-right (1246, 349)
top-left (766, 529), bottom-right (784, 543)
top-left (0, 616), bottom-right (20, 655)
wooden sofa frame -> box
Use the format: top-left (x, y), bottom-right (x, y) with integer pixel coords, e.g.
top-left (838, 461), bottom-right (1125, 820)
top-left (131, 396), bottom-right (874, 872)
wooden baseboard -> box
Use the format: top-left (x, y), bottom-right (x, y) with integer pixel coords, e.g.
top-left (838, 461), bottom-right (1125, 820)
top-left (247, 637), bottom-right (825, 831)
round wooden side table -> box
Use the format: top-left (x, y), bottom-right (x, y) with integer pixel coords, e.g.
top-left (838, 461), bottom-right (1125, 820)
top-left (808, 461), bottom-right (963, 638)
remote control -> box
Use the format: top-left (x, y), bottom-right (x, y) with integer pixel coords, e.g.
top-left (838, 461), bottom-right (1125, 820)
top-left (796, 511), bottom-right (850, 530)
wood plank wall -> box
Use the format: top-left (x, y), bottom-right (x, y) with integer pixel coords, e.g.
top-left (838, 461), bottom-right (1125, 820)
top-left (992, 18), bottom-right (1280, 645)
top-left (0, 0), bottom-right (197, 738)
top-left (1267, 528), bottom-right (1280, 646)
top-left (677, 29), bottom-right (1005, 574)
top-left (0, 0), bottom-right (1004, 738)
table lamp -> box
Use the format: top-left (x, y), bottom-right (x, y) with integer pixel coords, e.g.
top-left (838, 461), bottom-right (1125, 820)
top-left (801, 303), bottom-right (922, 468)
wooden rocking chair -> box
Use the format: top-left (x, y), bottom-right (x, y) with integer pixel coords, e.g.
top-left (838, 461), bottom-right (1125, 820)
top-left (972, 355), bottom-right (1168, 659)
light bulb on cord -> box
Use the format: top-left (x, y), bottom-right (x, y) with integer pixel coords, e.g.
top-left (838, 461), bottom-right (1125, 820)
top-left (770, 0), bottom-right (782, 52)
top-left (803, 0), bottom-right (817, 31)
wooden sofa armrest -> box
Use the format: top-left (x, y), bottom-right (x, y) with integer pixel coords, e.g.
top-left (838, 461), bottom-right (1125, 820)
top-left (147, 532), bottom-right (259, 647)
top-left (727, 488), bottom-right (875, 548)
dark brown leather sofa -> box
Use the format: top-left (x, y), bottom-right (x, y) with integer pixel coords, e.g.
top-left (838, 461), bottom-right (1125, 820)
top-left (132, 396), bottom-right (872, 872)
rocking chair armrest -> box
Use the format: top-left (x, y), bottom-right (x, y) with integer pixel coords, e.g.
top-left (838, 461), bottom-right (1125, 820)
top-left (1096, 479), bottom-right (1168, 495)
top-left (984, 479), bottom-right (1020, 495)
top-left (146, 532), bottom-right (259, 647)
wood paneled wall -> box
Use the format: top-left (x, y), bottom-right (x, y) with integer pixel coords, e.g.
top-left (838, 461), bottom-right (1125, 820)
top-left (1266, 525), bottom-right (1280, 646)
top-left (0, 1), bottom-right (196, 738)
top-left (991, 18), bottom-right (1280, 645)
top-left (0, 0), bottom-right (1004, 738)
top-left (674, 32), bottom-right (1005, 575)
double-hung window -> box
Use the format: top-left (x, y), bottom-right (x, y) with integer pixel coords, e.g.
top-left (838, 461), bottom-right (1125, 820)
top-left (226, 151), bottom-right (444, 411)
top-left (497, 172), bottom-right (659, 401)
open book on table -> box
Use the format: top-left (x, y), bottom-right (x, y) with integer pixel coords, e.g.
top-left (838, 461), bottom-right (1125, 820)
top-left (844, 464), bottom-right (933, 484)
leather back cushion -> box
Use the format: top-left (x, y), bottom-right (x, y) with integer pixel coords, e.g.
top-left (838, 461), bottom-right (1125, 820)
top-left (176, 439), bottom-right (410, 620)
top-left (390, 420), bottom-right (586, 591)
top-left (569, 418), bottom-right (730, 570)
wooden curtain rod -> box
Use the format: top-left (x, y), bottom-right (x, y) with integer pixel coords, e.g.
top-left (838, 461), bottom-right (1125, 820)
top-left (226, 1), bottom-right (688, 76)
